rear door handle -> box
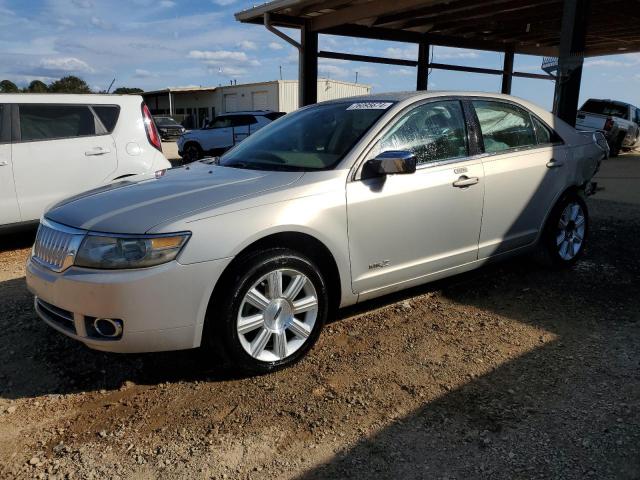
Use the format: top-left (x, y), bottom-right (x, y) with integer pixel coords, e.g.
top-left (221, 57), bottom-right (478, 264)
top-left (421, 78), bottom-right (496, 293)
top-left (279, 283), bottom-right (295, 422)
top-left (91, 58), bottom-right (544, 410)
top-left (0, 161), bottom-right (8, 166)
top-left (85, 147), bottom-right (111, 156)
top-left (546, 159), bottom-right (564, 168)
top-left (453, 175), bottom-right (479, 188)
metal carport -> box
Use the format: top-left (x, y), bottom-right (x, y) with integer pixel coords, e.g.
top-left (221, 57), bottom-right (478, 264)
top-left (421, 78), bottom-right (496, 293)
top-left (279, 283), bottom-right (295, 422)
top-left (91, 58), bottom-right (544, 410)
top-left (235, 0), bottom-right (640, 125)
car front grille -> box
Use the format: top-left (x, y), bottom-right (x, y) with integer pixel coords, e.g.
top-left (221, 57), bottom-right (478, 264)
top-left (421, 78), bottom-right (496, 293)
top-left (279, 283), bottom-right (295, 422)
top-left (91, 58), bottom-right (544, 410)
top-left (32, 219), bottom-right (86, 272)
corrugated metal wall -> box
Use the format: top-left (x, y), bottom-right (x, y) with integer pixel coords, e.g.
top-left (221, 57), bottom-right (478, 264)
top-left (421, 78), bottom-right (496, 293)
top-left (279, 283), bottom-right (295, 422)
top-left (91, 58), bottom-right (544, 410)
top-left (217, 83), bottom-right (280, 113)
top-left (278, 80), bottom-right (371, 113)
top-left (145, 80), bottom-right (372, 118)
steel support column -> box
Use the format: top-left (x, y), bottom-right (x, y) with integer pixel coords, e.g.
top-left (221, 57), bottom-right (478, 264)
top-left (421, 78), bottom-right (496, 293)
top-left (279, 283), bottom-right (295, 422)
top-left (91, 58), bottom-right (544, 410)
top-left (300, 24), bottom-right (318, 106)
top-left (417, 40), bottom-right (429, 90)
top-left (554, 0), bottom-right (591, 126)
top-left (501, 50), bottom-right (514, 94)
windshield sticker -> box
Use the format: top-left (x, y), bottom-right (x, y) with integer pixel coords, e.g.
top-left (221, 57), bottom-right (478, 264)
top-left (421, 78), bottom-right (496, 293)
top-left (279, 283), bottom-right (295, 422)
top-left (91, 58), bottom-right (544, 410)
top-left (346, 102), bottom-right (393, 110)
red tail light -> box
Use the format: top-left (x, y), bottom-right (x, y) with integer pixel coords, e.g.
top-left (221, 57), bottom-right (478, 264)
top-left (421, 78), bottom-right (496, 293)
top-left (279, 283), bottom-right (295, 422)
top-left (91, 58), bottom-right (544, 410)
top-left (141, 103), bottom-right (162, 152)
top-left (603, 117), bottom-right (614, 131)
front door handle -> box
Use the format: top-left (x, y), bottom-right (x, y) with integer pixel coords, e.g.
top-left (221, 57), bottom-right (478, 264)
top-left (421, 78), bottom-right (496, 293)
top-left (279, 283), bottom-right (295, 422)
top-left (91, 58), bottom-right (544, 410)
top-left (0, 160), bottom-right (8, 166)
top-left (85, 147), bottom-right (111, 156)
top-left (546, 158), bottom-right (564, 168)
top-left (453, 175), bottom-right (479, 188)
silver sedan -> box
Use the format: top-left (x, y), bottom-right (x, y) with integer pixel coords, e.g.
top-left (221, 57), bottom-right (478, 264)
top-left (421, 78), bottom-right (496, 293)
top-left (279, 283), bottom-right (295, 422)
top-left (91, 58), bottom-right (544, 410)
top-left (26, 91), bottom-right (606, 373)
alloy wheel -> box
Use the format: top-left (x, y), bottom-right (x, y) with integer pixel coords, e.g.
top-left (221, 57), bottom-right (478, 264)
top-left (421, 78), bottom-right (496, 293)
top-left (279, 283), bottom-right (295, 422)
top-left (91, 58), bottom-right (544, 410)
top-left (236, 268), bottom-right (318, 362)
top-left (556, 201), bottom-right (586, 261)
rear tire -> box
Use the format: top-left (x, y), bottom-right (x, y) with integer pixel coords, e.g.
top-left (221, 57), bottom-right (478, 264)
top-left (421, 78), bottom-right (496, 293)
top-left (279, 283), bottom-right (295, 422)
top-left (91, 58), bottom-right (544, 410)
top-left (609, 133), bottom-right (625, 157)
top-left (541, 193), bottom-right (588, 268)
top-left (182, 142), bottom-right (203, 162)
top-left (203, 248), bottom-right (328, 374)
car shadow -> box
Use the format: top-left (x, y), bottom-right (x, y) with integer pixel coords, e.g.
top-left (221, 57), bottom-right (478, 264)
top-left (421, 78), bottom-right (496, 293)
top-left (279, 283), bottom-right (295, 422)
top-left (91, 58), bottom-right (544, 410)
top-left (0, 227), bottom-right (37, 253)
top-left (296, 197), bottom-right (640, 479)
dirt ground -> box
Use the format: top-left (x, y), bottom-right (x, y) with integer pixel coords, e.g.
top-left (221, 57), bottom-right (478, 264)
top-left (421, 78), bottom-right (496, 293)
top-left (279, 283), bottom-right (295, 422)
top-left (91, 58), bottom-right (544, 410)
top-left (0, 155), bottom-right (638, 480)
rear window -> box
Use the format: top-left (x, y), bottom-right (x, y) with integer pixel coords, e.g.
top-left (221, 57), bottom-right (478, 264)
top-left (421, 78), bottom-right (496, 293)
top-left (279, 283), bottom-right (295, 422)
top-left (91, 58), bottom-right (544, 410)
top-left (19, 105), bottom-right (97, 141)
top-left (581, 100), bottom-right (628, 119)
top-left (93, 105), bottom-right (120, 132)
top-left (264, 112), bottom-right (286, 121)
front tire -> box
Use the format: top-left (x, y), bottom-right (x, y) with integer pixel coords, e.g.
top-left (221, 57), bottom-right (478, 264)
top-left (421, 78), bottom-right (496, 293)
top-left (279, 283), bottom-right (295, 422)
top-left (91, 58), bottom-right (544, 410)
top-left (542, 193), bottom-right (589, 268)
top-left (205, 248), bottom-right (328, 373)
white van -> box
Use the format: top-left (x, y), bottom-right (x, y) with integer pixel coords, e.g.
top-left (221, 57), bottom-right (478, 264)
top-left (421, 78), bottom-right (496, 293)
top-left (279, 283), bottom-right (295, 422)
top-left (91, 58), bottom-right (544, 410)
top-left (0, 94), bottom-right (171, 228)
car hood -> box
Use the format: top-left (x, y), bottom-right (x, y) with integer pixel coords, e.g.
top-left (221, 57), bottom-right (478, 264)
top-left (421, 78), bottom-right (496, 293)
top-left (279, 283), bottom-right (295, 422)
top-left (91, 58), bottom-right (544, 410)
top-left (45, 162), bottom-right (304, 234)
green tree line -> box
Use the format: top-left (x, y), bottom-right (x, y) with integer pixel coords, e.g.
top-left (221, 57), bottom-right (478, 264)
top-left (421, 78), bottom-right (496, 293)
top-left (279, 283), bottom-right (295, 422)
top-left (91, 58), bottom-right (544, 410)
top-left (0, 76), bottom-right (143, 94)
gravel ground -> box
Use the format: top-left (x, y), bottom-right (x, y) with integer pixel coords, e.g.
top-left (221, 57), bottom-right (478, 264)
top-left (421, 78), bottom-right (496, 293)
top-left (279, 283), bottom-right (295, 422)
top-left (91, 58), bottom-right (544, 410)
top-left (0, 156), bottom-right (638, 480)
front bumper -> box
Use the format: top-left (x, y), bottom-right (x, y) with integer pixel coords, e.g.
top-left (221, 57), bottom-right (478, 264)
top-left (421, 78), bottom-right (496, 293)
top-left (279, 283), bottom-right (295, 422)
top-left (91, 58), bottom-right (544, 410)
top-left (26, 257), bottom-right (231, 353)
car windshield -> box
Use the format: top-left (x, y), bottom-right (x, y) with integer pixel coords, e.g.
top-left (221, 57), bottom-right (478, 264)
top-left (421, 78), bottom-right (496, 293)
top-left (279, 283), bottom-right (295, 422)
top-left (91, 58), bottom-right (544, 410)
top-left (581, 100), bottom-right (628, 119)
top-left (155, 117), bottom-right (180, 126)
top-left (219, 101), bottom-right (394, 171)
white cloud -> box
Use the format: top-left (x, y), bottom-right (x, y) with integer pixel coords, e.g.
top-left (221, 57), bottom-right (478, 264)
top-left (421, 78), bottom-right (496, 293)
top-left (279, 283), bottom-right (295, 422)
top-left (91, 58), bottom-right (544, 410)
top-left (39, 57), bottom-right (94, 74)
top-left (71, 0), bottom-right (94, 8)
top-left (159, 0), bottom-right (175, 7)
top-left (585, 59), bottom-right (634, 68)
top-left (133, 68), bottom-right (155, 78)
top-left (389, 68), bottom-right (414, 77)
top-left (355, 66), bottom-right (378, 78)
top-left (238, 40), bottom-right (257, 50)
top-left (213, 0), bottom-right (237, 5)
top-left (268, 42), bottom-right (284, 50)
top-left (188, 49), bottom-right (258, 66)
top-left (435, 47), bottom-right (479, 60)
top-left (189, 49), bottom-right (260, 77)
top-left (319, 62), bottom-right (349, 79)
top-left (384, 45), bottom-right (478, 61)
top-left (213, 66), bottom-right (247, 76)
top-left (90, 16), bottom-right (112, 30)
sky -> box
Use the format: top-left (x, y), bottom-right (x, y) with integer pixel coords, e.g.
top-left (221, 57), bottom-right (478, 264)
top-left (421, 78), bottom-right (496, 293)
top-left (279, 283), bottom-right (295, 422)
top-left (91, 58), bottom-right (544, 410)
top-left (1, 0), bottom-right (639, 111)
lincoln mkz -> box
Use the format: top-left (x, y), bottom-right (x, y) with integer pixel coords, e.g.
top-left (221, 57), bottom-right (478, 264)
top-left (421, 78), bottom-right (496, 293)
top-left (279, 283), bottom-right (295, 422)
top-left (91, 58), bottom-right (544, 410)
top-left (27, 92), bottom-right (607, 372)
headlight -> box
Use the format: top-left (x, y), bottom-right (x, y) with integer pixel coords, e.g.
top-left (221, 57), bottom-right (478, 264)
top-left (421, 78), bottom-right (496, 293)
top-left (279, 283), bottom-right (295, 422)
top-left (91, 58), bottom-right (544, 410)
top-left (75, 233), bottom-right (190, 269)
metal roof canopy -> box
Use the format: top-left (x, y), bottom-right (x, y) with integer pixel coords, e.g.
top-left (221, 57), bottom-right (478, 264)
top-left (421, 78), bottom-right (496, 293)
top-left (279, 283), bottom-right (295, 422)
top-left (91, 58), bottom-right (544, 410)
top-left (236, 0), bottom-right (637, 125)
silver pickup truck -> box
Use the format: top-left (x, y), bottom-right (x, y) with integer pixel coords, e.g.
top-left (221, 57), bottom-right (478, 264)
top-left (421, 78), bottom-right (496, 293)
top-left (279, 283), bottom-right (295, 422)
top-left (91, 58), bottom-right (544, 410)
top-left (576, 99), bottom-right (640, 156)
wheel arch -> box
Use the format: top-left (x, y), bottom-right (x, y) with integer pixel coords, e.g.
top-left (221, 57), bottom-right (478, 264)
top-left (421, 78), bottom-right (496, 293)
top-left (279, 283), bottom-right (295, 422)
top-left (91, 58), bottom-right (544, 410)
top-left (207, 231), bottom-right (343, 318)
top-left (537, 184), bottom-right (586, 243)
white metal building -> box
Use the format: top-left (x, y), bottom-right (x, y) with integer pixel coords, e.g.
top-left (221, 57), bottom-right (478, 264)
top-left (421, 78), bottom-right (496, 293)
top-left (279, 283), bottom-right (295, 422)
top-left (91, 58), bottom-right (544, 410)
top-left (143, 79), bottom-right (370, 127)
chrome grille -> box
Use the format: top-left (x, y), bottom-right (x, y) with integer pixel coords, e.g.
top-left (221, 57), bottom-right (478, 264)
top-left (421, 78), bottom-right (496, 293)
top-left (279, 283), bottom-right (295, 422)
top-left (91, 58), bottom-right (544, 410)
top-left (32, 219), bottom-right (85, 272)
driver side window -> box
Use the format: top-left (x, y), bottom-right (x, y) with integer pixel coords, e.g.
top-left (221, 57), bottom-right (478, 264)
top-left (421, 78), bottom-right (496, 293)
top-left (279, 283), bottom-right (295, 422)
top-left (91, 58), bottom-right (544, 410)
top-left (377, 100), bottom-right (468, 165)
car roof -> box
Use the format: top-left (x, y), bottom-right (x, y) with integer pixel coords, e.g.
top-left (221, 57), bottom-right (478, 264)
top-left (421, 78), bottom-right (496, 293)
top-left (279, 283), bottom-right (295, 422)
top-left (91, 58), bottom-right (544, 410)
top-left (0, 93), bottom-right (143, 105)
top-left (218, 110), bottom-right (277, 116)
top-left (319, 90), bottom-right (537, 105)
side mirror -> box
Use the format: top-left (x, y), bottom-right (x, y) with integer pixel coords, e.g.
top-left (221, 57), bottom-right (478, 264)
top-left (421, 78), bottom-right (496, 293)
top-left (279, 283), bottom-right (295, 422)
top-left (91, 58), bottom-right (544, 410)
top-left (363, 151), bottom-right (416, 178)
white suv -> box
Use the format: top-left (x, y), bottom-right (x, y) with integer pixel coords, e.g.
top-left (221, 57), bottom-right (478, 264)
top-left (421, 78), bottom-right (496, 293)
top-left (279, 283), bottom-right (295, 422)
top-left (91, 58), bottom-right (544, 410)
top-left (0, 94), bottom-right (171, 229)
top-left (177, 111), bottom-right (284, 161)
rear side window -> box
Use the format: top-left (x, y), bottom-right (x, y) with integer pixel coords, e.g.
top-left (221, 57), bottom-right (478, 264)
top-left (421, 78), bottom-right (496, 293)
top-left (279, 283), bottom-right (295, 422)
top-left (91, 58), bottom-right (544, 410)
top-left (378, 100), bottom-right (468, 165)
top-left (19, 105), bottom-right (97, 141)
top-left (531, 115), bottom-right (562, 145)
top-left (473, 101), bottom-right (536, 153)
top-left (580, 100), bottom-right (628, 119)
top-left (92, 105), bottom-right (120, 132)
top-left (231, 115), bottom-right (257, 127)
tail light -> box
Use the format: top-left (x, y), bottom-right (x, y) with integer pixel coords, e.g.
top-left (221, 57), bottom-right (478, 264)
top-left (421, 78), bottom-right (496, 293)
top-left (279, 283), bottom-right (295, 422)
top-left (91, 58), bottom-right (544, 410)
top-left (603, 117), bottom-right (614, 131)
top-left (141, 103), bottom-right (162, 152)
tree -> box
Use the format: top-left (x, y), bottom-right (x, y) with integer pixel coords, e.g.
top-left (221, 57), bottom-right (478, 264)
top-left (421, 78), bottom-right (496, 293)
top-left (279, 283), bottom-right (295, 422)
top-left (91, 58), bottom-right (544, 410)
top-left (112, 87), bottom-right (144, 94)
top-left (0, 80), bottom-right (19, 93)
top-left (48, 75), bottom-right (92, 94)
top-left (27, 80), bottom-right (48, 93)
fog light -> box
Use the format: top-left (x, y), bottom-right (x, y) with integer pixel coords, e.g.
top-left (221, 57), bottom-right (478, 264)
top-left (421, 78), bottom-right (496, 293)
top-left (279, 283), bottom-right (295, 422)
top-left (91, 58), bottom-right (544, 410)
top-left (93, 318), bottom-right (123, 338)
